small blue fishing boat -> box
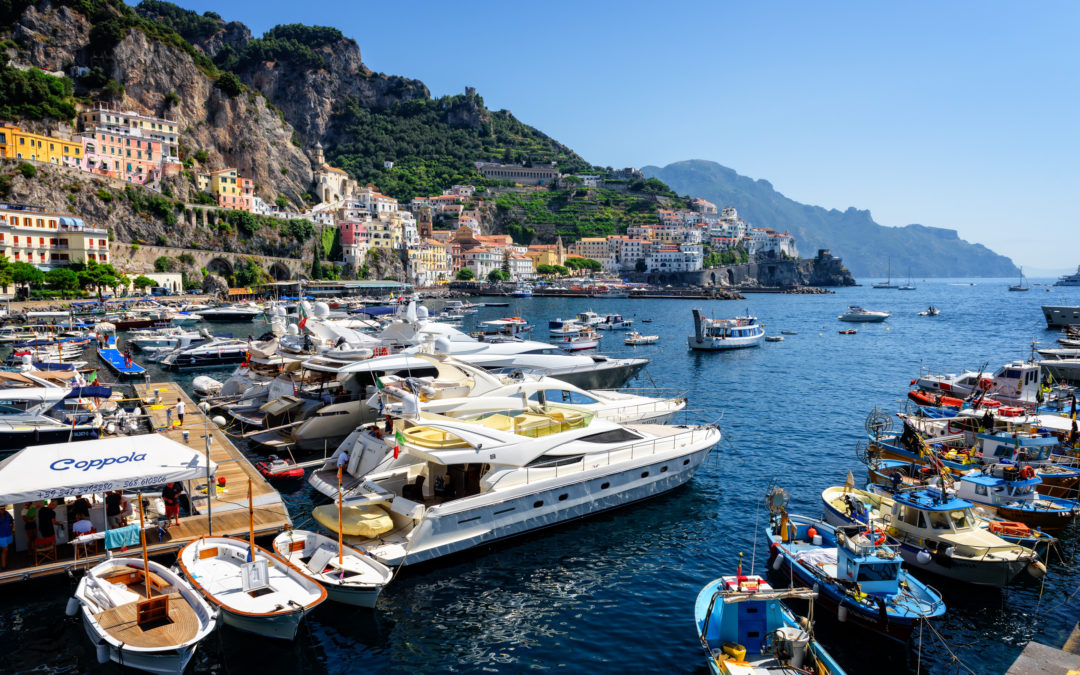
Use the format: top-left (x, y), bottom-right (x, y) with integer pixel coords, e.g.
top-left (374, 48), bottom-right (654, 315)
top-left (764, 489), bottom-right (944, 643)
top-left (695, 570), bottom-right (846, 674)
top-left (951, 464), bottom-right (1080, 533)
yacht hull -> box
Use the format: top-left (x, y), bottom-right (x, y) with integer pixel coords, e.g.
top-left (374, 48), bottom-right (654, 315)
top-left (542, 359), bottom-right (648, 389)
top-left (357, 436), bottom-right (717, 566)
top-left (1042, 305), bottom-right (1080, 328)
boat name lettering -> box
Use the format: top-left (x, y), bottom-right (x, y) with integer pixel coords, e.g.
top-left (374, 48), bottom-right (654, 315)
top-left (50, 452), bottom-right (148, 472)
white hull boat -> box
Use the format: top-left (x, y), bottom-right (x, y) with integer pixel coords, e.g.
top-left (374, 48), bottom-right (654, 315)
top-left (178, 537), bottom-right (326, 640)
top-left (838, 306), bottom-right (890, 322)
top-left (72, 558), bottom-right (217, 674)
top-left (272, 530), bottom-right (392, 608)
top-left (688, 309), bottom-right (764, 350)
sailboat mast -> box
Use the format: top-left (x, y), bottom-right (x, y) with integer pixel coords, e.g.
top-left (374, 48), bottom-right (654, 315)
top-left (337, 464), bottom-right (344, 566)
top-left (137, 492), bottom-right (150, 600)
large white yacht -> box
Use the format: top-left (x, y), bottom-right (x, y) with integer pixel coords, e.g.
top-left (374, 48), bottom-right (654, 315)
top-left (330, 413), bottom-right (720, 566)
top-left (1053, 265), bottom-right (1080, 287)
top-left (837, 306), bottom-right (890, 322)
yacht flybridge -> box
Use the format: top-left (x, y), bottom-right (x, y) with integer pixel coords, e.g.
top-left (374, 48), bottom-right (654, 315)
top-left (332, 413), bottom-right (721, 566)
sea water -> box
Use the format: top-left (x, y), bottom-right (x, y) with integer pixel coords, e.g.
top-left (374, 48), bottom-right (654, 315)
top-left (0, 278), bottom-right (1077, 674)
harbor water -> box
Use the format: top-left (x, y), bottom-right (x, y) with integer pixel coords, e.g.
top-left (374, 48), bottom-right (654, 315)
top-left (1, 278), bottom-right (1078, 674)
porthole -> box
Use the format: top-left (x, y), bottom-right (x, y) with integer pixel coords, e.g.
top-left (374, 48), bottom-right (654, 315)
top-left (660, 466), bottom-right (668, 473)
top-left (683, 459), bottom-right (690, 466)
top-left (558, 494), bottom-right (568, 501)
top-left (601, 482), bottom-right (610, 489)
top-left (641, 471), bottom-right (649, 478)
top-left (533, 500), bottom-right (543, 508)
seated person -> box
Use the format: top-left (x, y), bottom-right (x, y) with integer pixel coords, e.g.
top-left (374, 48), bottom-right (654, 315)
top-left (71, 514), bottom-right (94, 537)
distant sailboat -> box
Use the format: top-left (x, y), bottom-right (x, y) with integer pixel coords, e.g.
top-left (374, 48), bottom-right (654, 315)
top-left (873, 258), bottom-right (899, 289)
top-left (1009, 267), bottom-right (1029, 292)
top-left (898, 267), bottom-right (916, 290)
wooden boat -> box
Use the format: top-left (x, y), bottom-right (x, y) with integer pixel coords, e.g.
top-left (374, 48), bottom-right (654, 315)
top-left (177, 480), bottom-right (326, 640)
top-left (764, 336), bottom-right (784, 342)
top-left (71, 558), bottom-right (217, 673)
top-left (255, 455), bottom-right (305, 481)
top-left (838, 329), bottom-right (857, 335)
top-left (695, 572), bottom-right (845, 675)
top-left (764, 489), bottom-right (944, 643)
top-left (178, 536), bottom-right (326, 639)
top-left (272, 530), bottom-right (392, 608)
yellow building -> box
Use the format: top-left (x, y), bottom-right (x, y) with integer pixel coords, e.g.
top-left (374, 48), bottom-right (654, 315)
top-left (408, 239), bottom-right (451, 286)
top-left (208, 168), bottom-right (253, 212)
top-left (0, 203), bottom-right (109, 267)
top-left (0, 125), bottom-right (84, 169)
top-left (524, 235), bottom-right (566, 269)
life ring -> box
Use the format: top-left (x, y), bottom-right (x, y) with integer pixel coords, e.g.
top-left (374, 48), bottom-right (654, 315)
top-left (999, 407), bottom-right (1023, 417)
top-left (978, 378), bottom-right (993, 391)
top-left (373, 347), bottom-right (389, 357)
top-left (1020, 466), bottom-right (1035, 480)
top-left (862, 528), bottom-right (886, 546)
top-left (947, 419), bottom-right (965, 434)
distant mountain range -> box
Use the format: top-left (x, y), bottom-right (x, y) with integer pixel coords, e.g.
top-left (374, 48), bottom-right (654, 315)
top-left (642, 160), bottom-right (1018, 278)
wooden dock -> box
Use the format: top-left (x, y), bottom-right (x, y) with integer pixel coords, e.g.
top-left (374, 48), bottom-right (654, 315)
top-left (0, 381), bottom-right (291, 586)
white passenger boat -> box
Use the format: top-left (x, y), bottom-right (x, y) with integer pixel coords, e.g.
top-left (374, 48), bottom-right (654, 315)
top-left (1053, 265), bottom-right (1080, 287)
top-left (838, 306), bottom-right (890, 322)
top-left (338, 414), bottom-right (721, 566)
top-left (272, 530), bottom-right (392, 608)
top-left (557, 332), bottom-right (600, 351)
top-left (688, 309), bottom-right (764, 350)
top-left (177, 536), bottom-right (326, 640)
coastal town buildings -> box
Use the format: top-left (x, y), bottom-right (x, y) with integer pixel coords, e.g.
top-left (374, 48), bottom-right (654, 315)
top-left (474, 161), bottom-right (560, 186)
top-left (207, 168), bottom-right (254, 212)
top-left (0, 202), bottom-right (109, 268)
top-left (0, 125), bottom-right (85, 169)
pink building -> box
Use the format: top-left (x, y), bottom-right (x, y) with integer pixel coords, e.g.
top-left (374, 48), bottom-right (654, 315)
top-left (83, 131), bottom-right (164, 184)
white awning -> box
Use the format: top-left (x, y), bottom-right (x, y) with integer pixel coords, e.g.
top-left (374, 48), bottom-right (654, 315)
top-left (0, 435), bottom-right (215, 504)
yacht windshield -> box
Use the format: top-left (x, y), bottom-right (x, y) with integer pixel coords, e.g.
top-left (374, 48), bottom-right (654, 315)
top-left (949, 510), bottom-right (972, 529)
top-left (857, 562), bottom-right (897, 582)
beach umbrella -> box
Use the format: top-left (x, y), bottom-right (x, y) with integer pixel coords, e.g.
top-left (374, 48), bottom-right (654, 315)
top-left (93, 322), bottom-right (116, 333)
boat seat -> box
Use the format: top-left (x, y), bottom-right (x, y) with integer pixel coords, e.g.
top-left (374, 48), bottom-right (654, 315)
top-left (305, 546), bottom-right (336, 576)
top-left (33, 539), bottom-right (57, 565)
top-left (402, 475), bottom-right (426, 501)
top-left (478, 414), bottom-right (514, 431)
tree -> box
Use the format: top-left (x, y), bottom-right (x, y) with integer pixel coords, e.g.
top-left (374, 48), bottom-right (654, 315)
top-left (18, 162), bottom-right (36, 179)
top-left (501, 251), bottom-right (511, 277)
top-left (11, 261), bottom-right (43, 291)
top-left (132, 275), bottom-right (156, 293)
top-left (635, 258), bottom-right (647, 273)
top-left (455, 268), bottom-right (475, 281)
top-left (553, 265), bottom-right (569, 276)
top-left (112, 273), bottom-right (129, 297)
top-left (487, 269), bottom-right (509, 283)
top-left (536, 264), bottom-right (555, 276)
top-left (44, 268), bottom-right (78, 293)
top-left (0, 256), bottom-right (12, 292)
top-left (154, 256), bottom-right (175, 272)
top-left (214, 72), bottom-right (243, 97)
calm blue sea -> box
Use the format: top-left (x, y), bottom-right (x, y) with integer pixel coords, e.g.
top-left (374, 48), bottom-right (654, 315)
top-left (1, 278), bottom-right (1078, 674)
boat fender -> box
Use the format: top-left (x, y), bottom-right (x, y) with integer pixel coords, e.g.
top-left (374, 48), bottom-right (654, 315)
top-left (199, 401), bottom-right (210, 412)
top-left (772, 554), bottom-right (783, 571)
top-left (837, 605), bottom-right (848, 622)
top-left (65, 597), bottom-right (79, 617)
top-left (721, 642), bottom-right (746, 662)
top-left (212, 416), bottom-right (227, 427)
top-left (916, 550), bottom-right (932, 565)
top-left (1028, 561), bottom-right (1047, 579)
top-left (96, 643), bottom-right (110, 664)
top-left (943, 545), bottom-right (955, 557)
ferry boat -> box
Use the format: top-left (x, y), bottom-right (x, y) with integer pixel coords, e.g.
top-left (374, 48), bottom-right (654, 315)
top-left (510, 283), bottom-right (534, 298)
top-left (1053, 265), bottom-right (1080, 287)
top-left (688, 310), bottom-right (765, 351)
top-left (822, 484), bottom-right (1042, 587)
top-left (695, 573), bottom-right (846, 675)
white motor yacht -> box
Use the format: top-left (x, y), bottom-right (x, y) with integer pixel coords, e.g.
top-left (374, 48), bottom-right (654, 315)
top-left (838, 306), bottom-right (890, 322)
top-left (160, 337), bottom-right (251, 370)
top-left (197, 304), bottom-right (262, 322)
top-left (332, 413), bottom-right (721, 566)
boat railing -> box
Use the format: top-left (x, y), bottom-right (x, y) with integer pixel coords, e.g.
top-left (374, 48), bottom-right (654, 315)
top-left (487, 425), bottom-right (718, 490)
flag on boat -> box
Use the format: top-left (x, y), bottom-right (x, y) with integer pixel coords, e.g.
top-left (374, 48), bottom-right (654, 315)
top-left (394, 430), bottom-right (406, 459)
top-left (297, 301), bottom-right (308, 330)
top-left (375, 376), bottom-right (385, 390)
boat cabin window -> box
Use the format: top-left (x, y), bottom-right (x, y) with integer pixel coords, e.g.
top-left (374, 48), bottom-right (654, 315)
top-left (949, 510), bottom-right (972, 529)
top-left (974, 484), bottom-right (988, 496)
top-left (524, 348), bottom-right (564, 356)
top-left (898, 505), bottom-right (923, 527)
top-left (578, 428), bottom-right (643, 444)
top-left (533, 389), bottom-right (598, 406)
top-left (857, 562), bottom-right (897, 582)
top-left (1002, 369), bottom-right (1021, 379)
top-left (928, 512), bottom-right (950, 530)
top-left (525, 453), bottom-right (585, 468)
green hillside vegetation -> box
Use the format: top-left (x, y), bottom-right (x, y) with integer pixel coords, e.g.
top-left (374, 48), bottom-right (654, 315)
top-left (643, 159), bottom-right (1018, 277)
top-left (327, 96), bottom-right (595, 202)
top-left (493, 182), bottom-right (686, 242)
top-left (0, 63), bottom-right (76, 121)
top-left (215, 24), bottom-right (345, 72)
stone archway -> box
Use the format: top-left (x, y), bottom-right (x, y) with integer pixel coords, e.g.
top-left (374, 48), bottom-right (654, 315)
top-left (710, 271), bottom-right (716, 286)
top-left (206, 256), bottom-right (234, 278)
top-left (268, 261), bottom-right (292, 281)
top-left (727, 269), bottom-right (735, 286)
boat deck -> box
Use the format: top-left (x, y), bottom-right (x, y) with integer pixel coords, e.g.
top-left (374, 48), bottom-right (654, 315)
top-left (98, 344), bottom-right (146, 377)
top-left (0, 382), bottom-right (291, 586)
top-left (96, 592), bottom-right (200, 649)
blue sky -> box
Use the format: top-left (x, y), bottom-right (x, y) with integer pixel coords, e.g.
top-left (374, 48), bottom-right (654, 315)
top-left (156, 1), bottom-right (1079, 271)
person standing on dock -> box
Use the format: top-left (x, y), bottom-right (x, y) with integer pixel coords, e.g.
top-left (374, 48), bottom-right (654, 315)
top-left (174, 398), bottom-right (185, 426)
top-left (0, 507), bottom-right (13, 570)
top-left (161, 482), bottom-right (182, 527)
top-left (105, 491), bottom-right (125, 529)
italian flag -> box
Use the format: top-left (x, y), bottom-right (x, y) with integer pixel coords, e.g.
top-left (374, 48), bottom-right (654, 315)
top-left (394, 429), bottom-right (406, 459)
top-left (297, 302), bottom-right (308, 330)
